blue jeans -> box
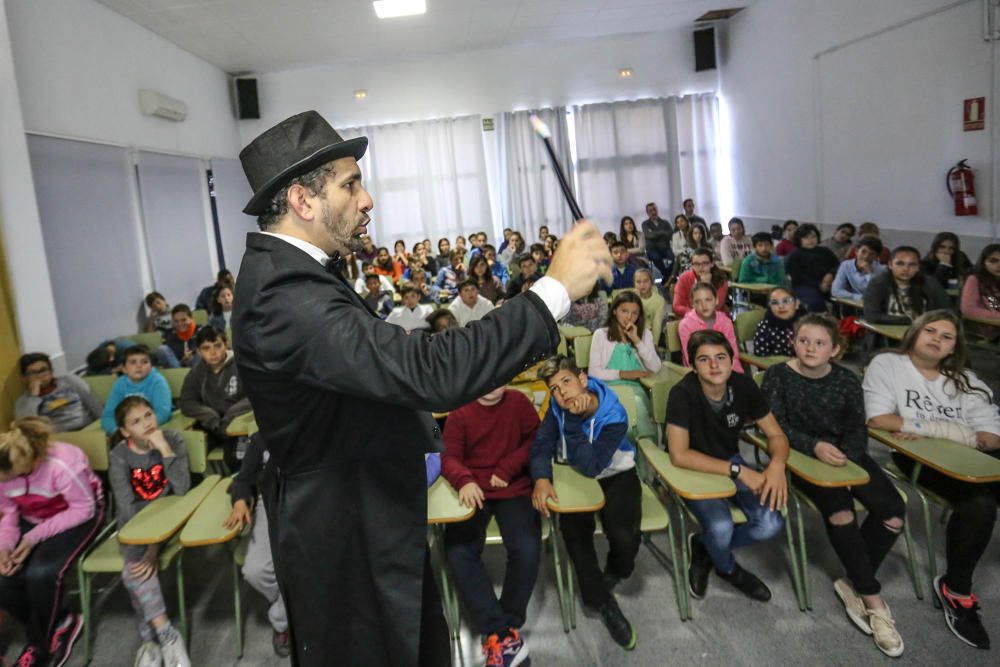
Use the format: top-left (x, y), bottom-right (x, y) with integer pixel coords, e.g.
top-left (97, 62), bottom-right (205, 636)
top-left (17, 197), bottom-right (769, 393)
top-left (684, 456), bottom-right (784, 574)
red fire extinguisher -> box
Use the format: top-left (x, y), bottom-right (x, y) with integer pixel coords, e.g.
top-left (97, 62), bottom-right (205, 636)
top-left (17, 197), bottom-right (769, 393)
top-left (946, 159), bottom-right (977, 216)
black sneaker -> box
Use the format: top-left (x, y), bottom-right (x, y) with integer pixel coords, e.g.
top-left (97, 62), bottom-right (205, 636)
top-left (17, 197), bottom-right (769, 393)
top-left (934, 575), bottom-right (990, 649)
top-left (596, 596), bottom-right (636, 650)
top-left (272, 629), bottom-right (291, 658)
top-left (687, 533), bottom-right (711, 599)
top-left (717, 563), bottom-right (771, 602)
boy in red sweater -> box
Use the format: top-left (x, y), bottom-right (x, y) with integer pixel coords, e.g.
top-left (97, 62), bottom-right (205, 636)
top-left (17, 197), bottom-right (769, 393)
top-left (442, 386), bottom-right (540, 667)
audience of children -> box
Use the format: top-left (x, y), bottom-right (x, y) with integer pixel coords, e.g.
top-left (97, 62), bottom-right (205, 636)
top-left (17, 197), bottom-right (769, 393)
top-left (679, 282), bottom-right (744, 372)
top-left (223, 433), bottom-right (290, 657)
top-left (530, 355), bottom-right (640, 651)
top-left (587, 292), bottom-right (662, 441)
top-left (386, 285), bottom-right (434, 333)
top-left (961, 243), bottom-right (1000, 339)
top-left (178, 326), bottom-right (251, 470)
top-left (862, 246), bottom-right (950, 325)
top-left (666, 330), bottom-right (788, 603)
top-left (109, 396), bottom-right (192, 667)
top-left (0, 417), bottom-right (105, 667)
top-left (736, 232), bottom-right (785, 285)
top-left (448, 279), bottom-right (496, 326)
top-left (441, 386), bottom-right (541, 667)
top-left (16, 353), bottom-right (103, 432)
top-left (863, 311), bottom-right (1000, 650)
top-left (672, 248), bottom-right (730, 318)
top-left (633, 269), bottom-right (666, 348)
top-left (762, 315), bottom-right (905, 656)
top-left (784, 223), bottom-right (840, 313)
top-left (831, 237), bottom-right (886, 301)
top-left (159, 304), bottom-right (202, 369)
top-left (921, 232), bottom-right (973, 289)
top-left (99, 346), bottom-right (173, 435)
top-left (752, 286), bottom-right (807, 357)
top-left (775, 220), bottom-right (799, 257)
top-left (719, 218), bottom-right (753, 267)
top-left (142, 292), bottom-right (173, 337)
top-left (823, 223), bottom-right (857, 261)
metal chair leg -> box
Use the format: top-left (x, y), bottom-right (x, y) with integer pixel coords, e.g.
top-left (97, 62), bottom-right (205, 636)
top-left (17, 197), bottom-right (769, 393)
top-left (901, 514), bottom-right (924, 600)
top-left (548, 515), bottom-right (571, 633)
top-left (79, 561), bottom-right (93, 665)
top-left (232, 556), bottom-right (245, 658)
top-left (175, 551), bottom-right (187, 643)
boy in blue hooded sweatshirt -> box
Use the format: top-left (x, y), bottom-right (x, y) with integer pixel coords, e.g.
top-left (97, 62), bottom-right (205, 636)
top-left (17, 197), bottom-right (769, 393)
top-left (530, 354), bottom-right (640, 651)
top-left (100, 346), bottom-right (173, 434)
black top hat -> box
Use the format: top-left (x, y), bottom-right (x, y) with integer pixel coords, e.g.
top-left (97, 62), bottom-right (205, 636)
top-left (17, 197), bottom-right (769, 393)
top-left (240, 110), bottom-right (368, 215)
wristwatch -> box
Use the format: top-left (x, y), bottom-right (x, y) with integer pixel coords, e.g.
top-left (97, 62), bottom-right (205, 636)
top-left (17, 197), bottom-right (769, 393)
top-left (729, 462), bottom-right (741, 479)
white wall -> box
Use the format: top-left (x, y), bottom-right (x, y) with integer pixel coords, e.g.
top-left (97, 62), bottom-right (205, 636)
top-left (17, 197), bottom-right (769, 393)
top-left (5, 0), bottom-right (241, 159)
top-left (239, 29), bottom-right (716, 143)
top-left (0, 0), bottom-right (65, 372)
top-left (722, 0), bottom-right (999, 245)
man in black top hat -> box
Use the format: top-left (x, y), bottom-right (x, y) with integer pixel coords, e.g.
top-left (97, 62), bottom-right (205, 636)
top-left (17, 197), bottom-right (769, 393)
top-left (232, 110), bottom-right (612, 667)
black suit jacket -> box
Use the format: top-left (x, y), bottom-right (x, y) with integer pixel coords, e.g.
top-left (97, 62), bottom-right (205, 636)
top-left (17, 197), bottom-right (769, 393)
top-left (232, 232), bottom-right (559, 666)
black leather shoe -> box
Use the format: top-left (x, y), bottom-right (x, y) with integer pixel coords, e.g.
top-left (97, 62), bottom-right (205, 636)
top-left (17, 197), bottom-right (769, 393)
top-left (687, 533), bottom-right (711, 599)
top-left (596, 596), bottom-right (636, 650)
top-left (717, 563), bottom-right (772, 602)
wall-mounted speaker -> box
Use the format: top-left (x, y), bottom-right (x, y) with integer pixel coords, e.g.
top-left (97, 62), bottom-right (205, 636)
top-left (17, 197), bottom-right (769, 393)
top-left (694, 27), bottom-right (716, 72)
top-left (234, 78), bottom-right (260, 120)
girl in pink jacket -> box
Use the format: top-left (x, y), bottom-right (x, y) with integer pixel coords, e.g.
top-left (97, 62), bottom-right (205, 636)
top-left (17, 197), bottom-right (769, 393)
top-left (679, 282), bottom-right (744, 372)
top-left (0, 417), bottom-right (104, 667)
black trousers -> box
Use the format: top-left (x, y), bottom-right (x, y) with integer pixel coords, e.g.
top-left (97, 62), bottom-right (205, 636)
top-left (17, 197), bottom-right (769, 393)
top-left (559, 468), bottom-right (641, 608)
top-left (0, 511), bottom-right (103, 651)
top-left (793, 454), bottom-right (905, 596)
top-left (893, 451), bottom-right (1000, 595)
top-left (445, 495), bottom-right (541, 637)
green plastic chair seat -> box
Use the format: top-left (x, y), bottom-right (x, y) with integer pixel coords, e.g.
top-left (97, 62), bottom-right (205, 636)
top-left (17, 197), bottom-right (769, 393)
top-left (161, 367), bottom-right (190, 400)
top-left (82, 533), bottom-right (182, 574)
top-left (163, 411), bottom-right (196, 432)
top-left (735, 309), bottom-right (765, 346)
top-left (207, 448), bottom-right (225, 461)
top-left (125, 332), bottom-right (165, 350)
top-left (82, 375), bottom-right (116, 404)
top-left (594, 482), bottom-right (669, 534)
top-left (574, 334), bottom-right (592, 369)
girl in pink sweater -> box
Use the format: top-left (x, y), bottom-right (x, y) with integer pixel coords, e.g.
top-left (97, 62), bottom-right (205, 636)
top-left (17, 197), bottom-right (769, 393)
top-left (961, 243), bottom-right (1000, 339)
top-left (679, 282), bottom-right (744, 372)
top-left (0, 417), bottom-right (104, 667)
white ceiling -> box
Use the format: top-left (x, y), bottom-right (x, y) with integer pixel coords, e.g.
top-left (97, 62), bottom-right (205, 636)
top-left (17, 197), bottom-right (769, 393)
top-left (96, 0), bottom-right (741, 73)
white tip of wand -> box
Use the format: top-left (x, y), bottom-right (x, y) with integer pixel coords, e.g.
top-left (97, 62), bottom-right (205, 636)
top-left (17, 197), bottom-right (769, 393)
top-left (529, 114), bottom-right (551, 140)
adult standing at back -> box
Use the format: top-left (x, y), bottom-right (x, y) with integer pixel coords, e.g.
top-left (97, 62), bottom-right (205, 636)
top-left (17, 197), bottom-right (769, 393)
top-left (640, 201), bottom-right (674, 282)
top-left (231, 110), bottom-right (612, 667)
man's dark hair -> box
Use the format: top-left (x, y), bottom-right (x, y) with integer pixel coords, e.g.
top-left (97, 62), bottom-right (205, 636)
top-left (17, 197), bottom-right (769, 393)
top-left (529, 243), bottom-right (545, 254)
top-left (610, 241), bottom-right (628, 252)
top-left (458, 278), bottom-right (478, 292)
top-left (195, 326), bottom-right (227, 347)
top-left (857, 236), bottom-right (883, 254)
top-left (686, 330), bottom-right (734, 365)
top-left (257, 162), bottom-right (336, 231)
top-left (517, 253), bottom-right (535, 268)
top-left (171, 303), bottom-right (193, 317)
top-left (122, 344), bottom-right (152, 364)
top-left (751, 232), bottom-right (773, 246)
top-left (144, 291), bottom-right (166, 308)
top-left (19, 353), bottom-right (52, 376)
top-left (364, 273), bottom-right (381, 284)
top-left (682, 198), bottom-right (694, 207)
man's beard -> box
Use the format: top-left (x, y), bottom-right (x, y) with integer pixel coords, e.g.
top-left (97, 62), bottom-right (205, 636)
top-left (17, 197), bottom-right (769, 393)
top-left (320, 200), bottom-right (366, 254)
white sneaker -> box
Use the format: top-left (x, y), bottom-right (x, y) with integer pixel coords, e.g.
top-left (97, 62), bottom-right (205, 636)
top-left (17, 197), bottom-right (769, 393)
top-left (833, 579), bottom-right (871, 635)
top-left (868, 603), bottom-right (904, 657)
top-left (159, 630), bottom-right (191, 667)
top-left (134, 641), bottom-right (163, 667)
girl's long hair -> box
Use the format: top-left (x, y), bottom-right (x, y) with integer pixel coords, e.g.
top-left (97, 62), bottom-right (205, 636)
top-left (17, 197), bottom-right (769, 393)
top-left (885, 310), bottom-right (991, 402)
top-left (605, 291), bottom-right (646, 345)
top-left (973, 243), bottom-right (1000, 305)
top-left (0, 417), bottom-right (52, 474)
top-left (888, 246), bottom-right (929, 318)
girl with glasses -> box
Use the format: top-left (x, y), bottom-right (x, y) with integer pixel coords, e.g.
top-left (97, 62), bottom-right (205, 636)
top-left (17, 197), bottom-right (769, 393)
top-left (752, 286), bottom-right (807, 357)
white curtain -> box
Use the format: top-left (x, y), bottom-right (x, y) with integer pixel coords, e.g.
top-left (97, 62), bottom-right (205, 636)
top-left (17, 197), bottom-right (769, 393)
top-left (497, 108), bottom-right (575, 238)
top-left (573, 94), bottom-right (720, 232)
top-left (344, 116), bottom-right (492, 250)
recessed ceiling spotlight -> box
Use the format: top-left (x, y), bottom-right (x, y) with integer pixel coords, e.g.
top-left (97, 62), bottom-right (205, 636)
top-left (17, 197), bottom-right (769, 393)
top-left (373, 0), bottom-right (426, 19)
top-left (354, 89), bottom-right (368, 100)
top-left (619, 68), bottom-right (634, 78)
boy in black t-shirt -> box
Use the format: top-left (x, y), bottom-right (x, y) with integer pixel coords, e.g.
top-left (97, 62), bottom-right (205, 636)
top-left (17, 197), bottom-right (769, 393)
top-left (666, 330), bottom-right (789, 602)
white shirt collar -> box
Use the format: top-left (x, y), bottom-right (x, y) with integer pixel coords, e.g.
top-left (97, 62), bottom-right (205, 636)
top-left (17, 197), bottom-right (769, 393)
top-left (261, 232), bottom-right (329, 266)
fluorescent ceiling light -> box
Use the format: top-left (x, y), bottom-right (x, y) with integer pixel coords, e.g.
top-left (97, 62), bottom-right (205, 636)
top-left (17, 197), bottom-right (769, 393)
top-left (373, 0), bottom-right (426, 19)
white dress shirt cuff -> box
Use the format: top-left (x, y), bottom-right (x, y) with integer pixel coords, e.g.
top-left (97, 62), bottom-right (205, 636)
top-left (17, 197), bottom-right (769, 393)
top-left (529, 276), bottom-right (571, 322)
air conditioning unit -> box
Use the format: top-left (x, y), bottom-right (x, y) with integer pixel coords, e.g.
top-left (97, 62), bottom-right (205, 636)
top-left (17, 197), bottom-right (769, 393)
top-left (138, 89), bottom-right (187, 122)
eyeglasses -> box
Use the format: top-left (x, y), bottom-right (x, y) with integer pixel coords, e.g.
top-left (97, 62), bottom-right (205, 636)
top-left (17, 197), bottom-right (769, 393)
top-left (691, 260), bottom-right (712, 267)
top-left (769, 297), bottom-right (795, 306)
